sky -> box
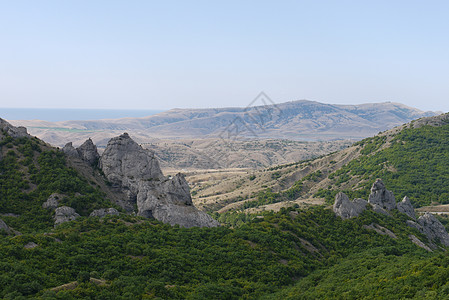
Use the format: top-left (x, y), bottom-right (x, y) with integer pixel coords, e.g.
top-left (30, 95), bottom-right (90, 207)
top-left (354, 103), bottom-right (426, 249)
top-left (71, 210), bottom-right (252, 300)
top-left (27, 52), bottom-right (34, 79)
top-left (0, 0), bottom-right (448, 112)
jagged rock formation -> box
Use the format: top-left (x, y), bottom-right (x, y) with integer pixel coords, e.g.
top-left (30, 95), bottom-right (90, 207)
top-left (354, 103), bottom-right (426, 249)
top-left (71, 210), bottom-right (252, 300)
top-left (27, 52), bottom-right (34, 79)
top-left (42, 193), bottom-right (63, 210)
top-left (62, 142), bottom-right (80, 158)
top-left (62, 139), bottom-right (100, 166)
top-left (0, 118), bottom-right (29, 138)
top-left (99, 133), bottom-right (219, 228)
top-left (333, 179), bottom-right (449, 248)
top-left (417, 213), bottom-right (449, 247)
top-left (89, 208), bottom-right (119, 218)
top-left (99, 133), bottom-right (163, 201)
top-left (76, 138), bottom-right (99, 165)
top-left (54, 206), bottom-right (80, 226)
top-left (368, 179), bottom-right (396, 210)
top-left (333, 192), bottom-right (367, 219)
top-left (397, 196), bottom-right (416, 220)
top-left (0, 219), bottom-right (12, 234)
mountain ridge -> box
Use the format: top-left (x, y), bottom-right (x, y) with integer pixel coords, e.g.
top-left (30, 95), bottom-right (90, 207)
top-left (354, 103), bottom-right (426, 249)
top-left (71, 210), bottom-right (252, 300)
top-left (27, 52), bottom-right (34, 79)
top-left (9, 100), bottom-right (439, 143)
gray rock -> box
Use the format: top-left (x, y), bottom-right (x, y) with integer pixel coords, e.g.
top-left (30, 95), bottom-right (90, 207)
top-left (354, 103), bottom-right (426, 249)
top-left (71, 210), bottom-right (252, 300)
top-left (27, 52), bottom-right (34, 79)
top-left (100, 133), bottom-right (219, 228)
top-left (368, 179), bottom-right (396, 211)
top-left (333, 192), bottom-right (368, 219)
top-left (0, 118), bottom-right (29, 138)
top-left (397, 196), bottom-right (416, 219)
top-left (0, 219), bottom-right (11, 234)
top-left (42, 193), bottom-right (62, 210)
top-left (89, 208), bottom-right (120, 218)
top-left (54, 206), bottom-right (80, 226)
top-left (363, 223), bottom-right (397, 239)
top-left (62, 142), bottom-right (80, 158)
top-left (24, 242), bottom-right (38, 249)
top-left (100, 133), bottom-right (163, 199)
top-left (371, 204), bottom-right (390, 216)
top-left (406, 220), bottom-right (422, 232)
top-left (76, 138), bottom-right (100, 165)
top-left (409, 235), bottom-right (432, 252)
top-left (417, 213), bottom-right (449, 246)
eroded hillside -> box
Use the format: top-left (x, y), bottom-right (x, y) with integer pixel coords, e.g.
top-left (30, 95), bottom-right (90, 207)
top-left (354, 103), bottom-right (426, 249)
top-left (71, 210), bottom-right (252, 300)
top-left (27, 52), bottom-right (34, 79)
top-left (193, 113), bottom-right (449, 214)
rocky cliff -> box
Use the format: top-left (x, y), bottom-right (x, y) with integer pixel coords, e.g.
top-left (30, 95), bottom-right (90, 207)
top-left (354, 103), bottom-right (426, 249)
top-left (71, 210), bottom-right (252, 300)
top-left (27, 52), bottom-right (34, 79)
top-left (333, 179), bottom-right (449, 249)
top-left (99, 133), bottom-right (219, 228)
top-left (0, 118), bottom-right (29, 139)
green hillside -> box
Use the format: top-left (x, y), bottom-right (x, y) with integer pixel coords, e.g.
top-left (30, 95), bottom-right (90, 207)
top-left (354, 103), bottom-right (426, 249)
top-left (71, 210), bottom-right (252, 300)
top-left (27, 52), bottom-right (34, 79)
top-left (0, 133), bottom-right (117, 233)
top-left (0, 206), bottom-right (436, 299)
top-left (3, 116), bottom-right (449, 298)
top-left (315, 117), bottom-right (449, 207)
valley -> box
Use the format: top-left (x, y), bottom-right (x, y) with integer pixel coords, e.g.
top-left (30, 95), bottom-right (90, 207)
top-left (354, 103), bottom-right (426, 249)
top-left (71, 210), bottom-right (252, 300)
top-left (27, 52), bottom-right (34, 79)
top-left (2, 111), bottom-right (449, 298)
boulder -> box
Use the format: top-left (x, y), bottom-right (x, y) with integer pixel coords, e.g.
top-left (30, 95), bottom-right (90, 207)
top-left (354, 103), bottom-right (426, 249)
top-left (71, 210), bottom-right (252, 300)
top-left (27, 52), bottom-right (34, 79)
top-left (100, 133), bottom-right (219, 228)
top-left (333, 192), bottom-right (368, 219)
top-left (42, 193), bottom-right (62, 210)
top-left (24, 242), bottom-right (38, 249)
top-left (89, 208), bottom-right (120, 218)
top-left (62, 142), bottom-right (80, 158)
top-left (417, 213), bottom-right (449, 246)
top-left (0, 219), bottom-right (11, 234)
top-left (76, 138), bottom-right (100, 165)
top-left (54, 206), bottom-right (80, 226)
top-left (397, 196), bottom-right (416, 219)
top-left (368, 179), bottom-right (396, 211)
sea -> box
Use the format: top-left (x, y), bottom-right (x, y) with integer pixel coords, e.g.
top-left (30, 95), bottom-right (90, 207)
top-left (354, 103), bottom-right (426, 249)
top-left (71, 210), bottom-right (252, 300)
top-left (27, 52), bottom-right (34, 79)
top-left (0, 108), bottom-right (164, 122)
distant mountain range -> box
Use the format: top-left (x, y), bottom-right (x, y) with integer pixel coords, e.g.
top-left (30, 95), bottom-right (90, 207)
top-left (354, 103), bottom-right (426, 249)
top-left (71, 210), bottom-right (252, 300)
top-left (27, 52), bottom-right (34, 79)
top-left (9, 100), bottom-right (439, 148)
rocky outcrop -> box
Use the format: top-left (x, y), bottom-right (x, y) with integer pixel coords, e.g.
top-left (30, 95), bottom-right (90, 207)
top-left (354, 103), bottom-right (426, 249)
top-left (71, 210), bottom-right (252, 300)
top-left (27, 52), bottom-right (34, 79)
top-left (89, 208), bottom-right (119, 218)
top-left (397, 196), bottom-right (416, 220)
top-left (100, 133), bottom-right (219, 228)
top-left (43, 193), bottom-right (63, 210)
top-left (62, 142), bottom-right (80, 158)
top-left (100, 133), bottom-right (163, 201)
top-left (368, 179), bottom-right (396, 211)
top-left (76, 138), bottom-right (99, 165)
top-left (363, 223), bottom-right (397, 239)
top-left (417, 213), bottom-right (449, 247)
top-left (334, 179), bottom-right (410, 219)
top-left (0, 219), bottom-right (12, 234)
top-left (333, 192), bottom-right (367, 219)
top-left (409, 235), bottom-right (433, 252)
top-left (0, 118), bottom-right (29, 139)
top-left (54, 206), bottom-right (80, 226)
top-left (332, 179), bottom-right (449, 248)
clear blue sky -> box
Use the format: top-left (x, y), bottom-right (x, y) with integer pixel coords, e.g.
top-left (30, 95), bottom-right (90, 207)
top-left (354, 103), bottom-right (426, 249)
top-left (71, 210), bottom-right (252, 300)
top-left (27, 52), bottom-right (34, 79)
top-left (1, 0), bottom-right (448, 111)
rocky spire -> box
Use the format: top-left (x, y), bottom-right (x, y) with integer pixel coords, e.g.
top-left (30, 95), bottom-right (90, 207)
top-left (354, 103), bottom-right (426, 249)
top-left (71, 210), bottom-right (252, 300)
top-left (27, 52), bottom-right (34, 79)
top-left (99, 133), bottom-right (219, 228)
top-left (62, 142), bottom-right (80, 158)
top-left (368, 179), bottom-right (396, 211)
top-left (397, 196), bottom-right (416, 220)
top-left (76, 138), bottom-right (100, 165)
